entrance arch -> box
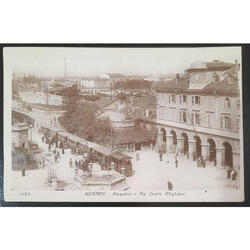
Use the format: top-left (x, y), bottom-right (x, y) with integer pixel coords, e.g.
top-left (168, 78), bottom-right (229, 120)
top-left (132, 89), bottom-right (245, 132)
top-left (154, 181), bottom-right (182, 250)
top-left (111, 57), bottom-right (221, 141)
top-left (223, 142), bottom-right (233, 168)
top-left (194, 135), bottom-right (202, 157)
top-left (181, 133), bottom-right (189, 155)
top-left (170, 130), bottom-right (177, 145)
top-left (170, 130), bottom-right (177, 152)
top-left (207, 138), bottom-right (216, 164)
top-left (160, 128), bottom-right (166, 143)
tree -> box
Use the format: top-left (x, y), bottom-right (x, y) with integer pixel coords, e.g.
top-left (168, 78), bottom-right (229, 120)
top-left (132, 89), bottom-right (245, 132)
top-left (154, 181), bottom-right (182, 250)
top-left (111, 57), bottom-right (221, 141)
top-left (59, 100), bottom-right (113, 146)
top-left (60, 85), bottom-right (80, 125)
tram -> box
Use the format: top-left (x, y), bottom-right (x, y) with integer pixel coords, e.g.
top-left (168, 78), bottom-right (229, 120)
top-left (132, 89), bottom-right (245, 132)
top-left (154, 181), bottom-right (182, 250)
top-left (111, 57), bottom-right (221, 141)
top-left (39, 125), bottom-right (133, 177)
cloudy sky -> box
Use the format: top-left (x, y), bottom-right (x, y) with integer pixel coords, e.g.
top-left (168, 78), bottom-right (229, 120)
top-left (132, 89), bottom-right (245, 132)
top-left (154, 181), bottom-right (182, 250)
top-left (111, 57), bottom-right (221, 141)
top-left (4, 46), bottom-right (241, 77)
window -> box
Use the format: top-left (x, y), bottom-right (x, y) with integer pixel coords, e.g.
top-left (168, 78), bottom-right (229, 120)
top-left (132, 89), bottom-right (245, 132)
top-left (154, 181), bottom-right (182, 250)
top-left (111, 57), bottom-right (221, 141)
top-left (224, 97), bottom-right (231, 109)
top-left (191, 112), bottom-right (200, 125)
top-left (220, 116), bottom-right (231, 130)
top-left (183, 111), bottom-right (187, 122)
top-left (192, 95), bottom-right (200, 105)
top-left (183, 95), bottom-right (187, 104)
top-left (179, 111), bottom-right (187, 123)
top-left (169, 94), bottom-right (176, 103)
top-left (180, 94), bottom-right (187, 104)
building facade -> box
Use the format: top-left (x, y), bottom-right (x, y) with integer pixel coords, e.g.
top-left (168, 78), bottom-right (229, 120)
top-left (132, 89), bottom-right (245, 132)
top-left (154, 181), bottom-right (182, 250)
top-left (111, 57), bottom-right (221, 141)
top-left (156, 60), bottom-right (241, 170)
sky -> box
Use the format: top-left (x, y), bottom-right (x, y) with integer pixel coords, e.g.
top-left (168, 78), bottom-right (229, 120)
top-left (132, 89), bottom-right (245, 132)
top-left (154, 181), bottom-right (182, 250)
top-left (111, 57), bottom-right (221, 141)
top-left (4, 46), bottom-right (241, 77)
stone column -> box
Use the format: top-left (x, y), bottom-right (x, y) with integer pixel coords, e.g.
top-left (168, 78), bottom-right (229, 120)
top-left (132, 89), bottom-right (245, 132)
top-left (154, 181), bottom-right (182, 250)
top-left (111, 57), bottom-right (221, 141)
top-left (166, 134), bottom-right (173, 153)
top-left (216, 147), bottom-right (225, 168)
top-left (232, 151), bottom-right (240, 170)
top-left (201, 144), bottom-right (210, 161)
top-left (188, 140), bottom-right (196, 159)
top-left (177, 138), bottom-right (185, 155)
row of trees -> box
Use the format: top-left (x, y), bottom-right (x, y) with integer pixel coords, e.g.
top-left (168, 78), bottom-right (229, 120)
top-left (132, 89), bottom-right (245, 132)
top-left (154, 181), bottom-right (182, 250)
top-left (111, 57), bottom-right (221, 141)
top-left (59, 85), bottom-right (112, 145)
top-left (59, 85), bottom-right (156, 147)
top-left (113, 80), bottom-right (152, 90)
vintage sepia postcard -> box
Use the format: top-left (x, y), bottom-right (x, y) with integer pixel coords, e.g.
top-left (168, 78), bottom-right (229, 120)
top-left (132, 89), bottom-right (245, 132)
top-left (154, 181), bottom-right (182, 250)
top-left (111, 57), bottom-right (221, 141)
top-left (3, 46), bottom-right (244, 203)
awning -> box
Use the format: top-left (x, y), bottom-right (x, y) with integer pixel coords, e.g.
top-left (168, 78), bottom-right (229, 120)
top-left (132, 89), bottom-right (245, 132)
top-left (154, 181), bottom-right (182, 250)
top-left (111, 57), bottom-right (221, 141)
top-left (110, 151), bottom-right (132, 160)
top-left (57, 131), bottom-right (71, 138)
top-left (93, 145), bottom-right (112, 156)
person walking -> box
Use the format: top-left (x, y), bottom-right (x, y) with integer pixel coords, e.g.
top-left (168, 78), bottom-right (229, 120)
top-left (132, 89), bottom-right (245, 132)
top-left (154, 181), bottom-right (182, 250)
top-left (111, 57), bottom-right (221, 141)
top-left (196, 158), bottom-right (200, 168)
top-left (231, 169), bottom-right (237, 181)
top-left (159, 152), bottom-right (163, 161)
top-left (226, 168), bottom-right (232, 180)
top-left (175, 158), bottom-right (178, 168)
top-left (167, 180), bottom-right (173, 191)
top-left (192, 152), bottom-right (196, 161)
top-left (75, 159), bottom-right (78, 168)
top-left (202, 158), bottom-right (206, 168)
top-left (42, 156), bottom-right (45, 168)
top-left (136, 151), bottom-right (140, 161)
top-left (69, 158), bottom-right (73, 168)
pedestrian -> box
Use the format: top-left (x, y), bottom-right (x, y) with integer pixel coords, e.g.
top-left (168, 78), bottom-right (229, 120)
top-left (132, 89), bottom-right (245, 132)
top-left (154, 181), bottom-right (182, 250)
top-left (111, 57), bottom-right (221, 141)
top-left (196, 159), bottom-right (200, 168)
top-left (231, 170), bottom-right (237, 181)
top-left (48, 143), bottom-right (51, 152)
top-left (42, 157), bottom-right (45, 168)
top-left (159, 152), bottom-right (163, 161)
top-left (69, 158), bottom-right (73, 168)
top-left (62, 147), bottom-right (65, 154)
top-left (136, 151), bottom-right (140, 161)
top-left (75, 159), bottom-right (78, 168)
top-left (42, 136), bottom-right (44, 143)
top-left (202, 158), bottom-right (206, 168)
top-left (167, 180), bottom-right (173, 191)
top-left (175, 158), bottom-right (178, 168)
top-left (192, 152), bottom-right (196, 161)
top-left (226, 168), bottom-right (232, 179)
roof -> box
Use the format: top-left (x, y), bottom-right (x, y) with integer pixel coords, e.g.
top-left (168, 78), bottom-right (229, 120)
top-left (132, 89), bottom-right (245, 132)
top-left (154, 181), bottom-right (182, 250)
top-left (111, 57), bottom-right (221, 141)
top-left (186, 60), bottom-right (234, 72)
top-left (68, 134), bottom-right (82, 142)
top-left (93, 145), bottom-right (112, 156)
top-left (203, 77), bottom-right (239, 91)
top-left (114, 127), bottom-right (157, 144)
top-left (110, 152), bottom-right (132, 160)
top-left (157, 77), bottom-right (190, 89)
top-left (57, 131), bottom-right (72, 137)
top-left (48, 126), bottom-right (64, 133)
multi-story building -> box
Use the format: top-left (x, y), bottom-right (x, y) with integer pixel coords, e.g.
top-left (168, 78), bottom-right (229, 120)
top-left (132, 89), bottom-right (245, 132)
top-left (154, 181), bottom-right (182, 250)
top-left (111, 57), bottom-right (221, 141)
top-left (19, 90), bottom-right (63, 106)
top-left (156, 60), bottom-right (241, 170)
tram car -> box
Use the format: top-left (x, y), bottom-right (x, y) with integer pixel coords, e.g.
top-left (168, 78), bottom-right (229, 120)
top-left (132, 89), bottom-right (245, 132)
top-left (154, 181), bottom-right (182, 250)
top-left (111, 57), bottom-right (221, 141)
top-left (109, 151), bottom-right (133, 177)
top-left (92, 145), bottom-right (112, 170)
top-left (92, 146), bottom-right (133, 177)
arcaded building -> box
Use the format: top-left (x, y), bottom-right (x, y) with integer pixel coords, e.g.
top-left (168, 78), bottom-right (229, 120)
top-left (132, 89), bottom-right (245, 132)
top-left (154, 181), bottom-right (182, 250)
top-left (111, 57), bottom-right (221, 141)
top-left (156, 60), bottom-right (241, 170)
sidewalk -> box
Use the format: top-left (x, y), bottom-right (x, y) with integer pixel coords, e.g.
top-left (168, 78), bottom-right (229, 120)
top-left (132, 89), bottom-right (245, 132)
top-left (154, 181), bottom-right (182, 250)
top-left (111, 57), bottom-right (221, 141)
top-left (126, 150), bottom-right (238, 191)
